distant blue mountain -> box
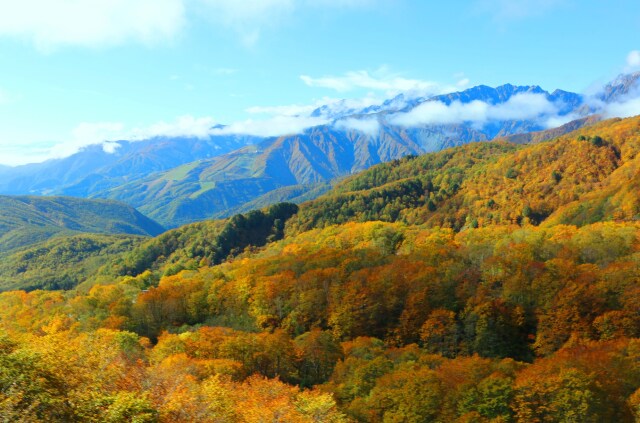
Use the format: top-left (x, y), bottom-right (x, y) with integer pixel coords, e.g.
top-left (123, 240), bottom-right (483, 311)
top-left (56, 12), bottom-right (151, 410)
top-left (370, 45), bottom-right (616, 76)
top-left (0, 134), bottom-right (259, 196)
top-left (598, 71), bottom-right (640, 102)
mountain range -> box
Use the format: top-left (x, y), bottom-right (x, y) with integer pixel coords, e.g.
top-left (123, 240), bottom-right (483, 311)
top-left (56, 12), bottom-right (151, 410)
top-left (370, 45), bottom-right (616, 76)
top-left (1, 73), bottom-right (639, 227)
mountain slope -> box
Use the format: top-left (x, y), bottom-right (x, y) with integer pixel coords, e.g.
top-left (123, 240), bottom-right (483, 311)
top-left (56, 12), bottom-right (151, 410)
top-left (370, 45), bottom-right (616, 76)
top-left (97, 125), bottom-right (425, 227)
top-left (598, 71), bottom-right (640, 102)
top-left (496, 115), bottom-right (603, 144)
top-left (289, 115), bottom-right (640, 233)
top-left (0, 196), bottom-right (164, 252)
top-left (103, 202), bottom-right (298, 280)
top-left (0, 233), bottom-right (144, 291)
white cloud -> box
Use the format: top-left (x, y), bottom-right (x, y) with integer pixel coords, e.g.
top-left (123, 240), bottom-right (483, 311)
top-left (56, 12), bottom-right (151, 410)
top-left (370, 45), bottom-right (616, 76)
top-left (390, 100), bottom-right (488, 126)
top-left (48, 122), bottom-right (125, 158)
top-left (71, 122), bottom-right (126, 142)
top-left (335, 117), bottom-right (380, 136)
top-left (626, 50), bottom-right (640, 71)
top-left (544, 113), bottom-right (581, 129)
top-left (488, 93), bottom-right (558, 120)
top-left (457, 78), bottom-right (471, 88)
top-left (0, 0), bottom-right (186, 51)
top-left (477, 0), bottom-right (566, 21)
top-left (211, 115), bottom-right (328, 137)
top-left (132, 116), bottom-right (218, 139)
top-left (301, 70), bottom-right (447, 96)
top-left (102, 141), bottom-right (122, 154)
top-left (330, 95), bottom-right (383, 112)
top-left (43, 114), bottom-right (328, 161)
top-left (592, 55), bottom-right (640, 118)
top-left (603, 98), bottom-right (640, 119)
top-left (389, 93), bottom-right (560, 127)
top-left (44, 116), bottom-right (219, 160)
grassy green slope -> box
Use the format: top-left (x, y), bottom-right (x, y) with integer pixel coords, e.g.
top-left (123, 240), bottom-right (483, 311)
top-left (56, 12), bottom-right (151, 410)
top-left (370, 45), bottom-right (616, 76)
top-left (0, 195), bottom-right (164, 252)
top-left (97, 150), bottom-right (279, 228)
top-left (0, 234), bottom-right (145, 291)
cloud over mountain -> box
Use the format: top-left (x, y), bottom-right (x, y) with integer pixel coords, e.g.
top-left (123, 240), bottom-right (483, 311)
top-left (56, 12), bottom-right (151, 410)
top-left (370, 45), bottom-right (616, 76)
top-left (626, 50), bottom-right (640, 71)
top-left (334, 117), bottom-right (381, 136)
top-left (210, 115), bottom-right (329, 137)
top-left (389, 93), bottom-right (560, 128)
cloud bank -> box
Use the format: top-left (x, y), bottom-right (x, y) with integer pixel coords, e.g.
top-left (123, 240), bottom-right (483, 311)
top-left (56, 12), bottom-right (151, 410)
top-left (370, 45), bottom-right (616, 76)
top-left (604, 98), bottom-right (640, 119)
top-left (389, 93), bottom-right (560, 127)
top-left (45, 117), bottom-right (219, 160)
top-left (335, 117), bottom-right (381, 136)
top-left (210, 115), bottom-right (329, 137)
top-left (41, 113), bottom-right (331, 161)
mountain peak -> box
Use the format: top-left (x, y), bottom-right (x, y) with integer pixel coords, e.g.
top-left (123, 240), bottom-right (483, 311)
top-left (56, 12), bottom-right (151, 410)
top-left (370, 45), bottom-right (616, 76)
top-left (599, 72), bottom-right (640, 102)
top-left (430, 83), bottom-right (550, 106)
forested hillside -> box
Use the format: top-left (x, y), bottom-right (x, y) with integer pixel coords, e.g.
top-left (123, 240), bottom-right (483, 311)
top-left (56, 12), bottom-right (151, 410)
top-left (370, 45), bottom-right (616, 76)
top-left (0, 196), bottom-right (164, 253)
top-left (290, 116), bottom-right (640, 232)
top-left (0, 234), bottom-right (145, 291)
top-left (0, 202), bottom-right (299, 292)
top-left (1, 116), bottom-right (640, 422)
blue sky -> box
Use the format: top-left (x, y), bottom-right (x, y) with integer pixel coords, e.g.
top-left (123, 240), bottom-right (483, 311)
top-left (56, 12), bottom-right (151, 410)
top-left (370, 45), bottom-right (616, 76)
top-left (0, 0), bottom-right (639, 165)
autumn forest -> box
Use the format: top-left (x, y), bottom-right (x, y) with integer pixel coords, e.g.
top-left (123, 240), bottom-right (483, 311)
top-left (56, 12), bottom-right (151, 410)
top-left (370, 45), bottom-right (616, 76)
top-left (3, 116), bottom-right (640, 422)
